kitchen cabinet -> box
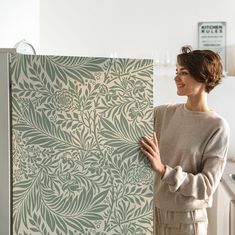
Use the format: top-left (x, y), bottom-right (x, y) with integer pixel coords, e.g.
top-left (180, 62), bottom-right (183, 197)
top-left (208, 172), bottom-right (235, 235)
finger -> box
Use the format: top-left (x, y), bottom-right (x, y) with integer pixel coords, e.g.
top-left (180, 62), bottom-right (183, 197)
top-left (140, 147), bottom-right (154, 162)
top-left (142, 136), bottom-right (157, 152)
top-left (140, 139), bottom-right (155, 156)
top-left (153, 131), bottom-right (158, 147)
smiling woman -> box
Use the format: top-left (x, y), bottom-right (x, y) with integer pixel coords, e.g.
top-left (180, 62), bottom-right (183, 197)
top-left (140, 46), bottom-right (230, 235)
top-left (175, 65), bottom-right (207, 99)
top-left (177, 46), bottom-right (222, 92)
top-left (174, 46), bottom-right (223, 112)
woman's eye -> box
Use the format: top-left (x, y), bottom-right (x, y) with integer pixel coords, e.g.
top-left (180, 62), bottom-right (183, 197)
top-left (181, 72), bottom-right (188, 75)
top-left (176, 72), bottom-right (188, 76)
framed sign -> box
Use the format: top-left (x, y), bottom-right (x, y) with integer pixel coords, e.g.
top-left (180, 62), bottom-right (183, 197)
top-left (198, 21), bottom-right (226, 70)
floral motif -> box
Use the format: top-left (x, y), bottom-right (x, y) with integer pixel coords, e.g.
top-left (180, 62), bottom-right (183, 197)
top-left (133, 80), bottom-right (145, 94)
top-left (129, 106), bottom-right (143, 121)
top-left (98, 84), bottom-right (108, 95)
top-left (106, 89), bottom-right (118, 102)
top-left (52, 89), bottom-right (74, 112)
top-left (129, 164), bottom-right (153, 184)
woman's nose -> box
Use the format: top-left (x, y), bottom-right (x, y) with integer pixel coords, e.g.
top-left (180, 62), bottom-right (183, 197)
top-left (174, 75), bottom-right (180, 81)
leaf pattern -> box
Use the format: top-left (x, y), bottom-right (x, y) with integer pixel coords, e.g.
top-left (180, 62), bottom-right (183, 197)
top-left (11, 53), bottom-right (153, 234)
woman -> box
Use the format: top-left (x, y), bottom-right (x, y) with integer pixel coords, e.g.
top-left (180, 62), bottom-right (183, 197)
top-left (140, 46), bottom-right (230, 235)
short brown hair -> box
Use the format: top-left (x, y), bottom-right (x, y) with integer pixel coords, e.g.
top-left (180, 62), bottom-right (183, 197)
top-left (177, 46), bottom-right (223, 93)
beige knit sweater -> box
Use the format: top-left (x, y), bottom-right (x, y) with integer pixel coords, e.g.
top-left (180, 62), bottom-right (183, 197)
top-left (154, 103), bottom-right (230, 212)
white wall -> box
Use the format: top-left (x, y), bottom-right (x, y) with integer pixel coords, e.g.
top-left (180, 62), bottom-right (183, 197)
top-left (0, 0), bottom-right (40, 52)
top-left (40, 0), bottom-right (235, 75)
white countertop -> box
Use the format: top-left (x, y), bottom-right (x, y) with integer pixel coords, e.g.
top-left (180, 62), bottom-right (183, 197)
top-left (224, 159), bottom-right (235, 174)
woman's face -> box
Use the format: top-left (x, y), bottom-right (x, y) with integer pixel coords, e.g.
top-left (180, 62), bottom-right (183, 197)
top-left (175, 62), bottom-right (206, 97)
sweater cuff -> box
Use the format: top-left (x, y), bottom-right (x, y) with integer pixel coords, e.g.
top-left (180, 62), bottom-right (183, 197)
top-left (161, 165), bottom-right (187, 192)
top-left (161, 165), bottom-right (174, 183)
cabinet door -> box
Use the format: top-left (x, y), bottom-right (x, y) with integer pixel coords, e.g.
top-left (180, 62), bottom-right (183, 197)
top-left (216, 182), bottom-right (231, 235)
top-left (10, 54), bottom-right (154, 235)
top-left (231, 200), bottom-right (235, 235)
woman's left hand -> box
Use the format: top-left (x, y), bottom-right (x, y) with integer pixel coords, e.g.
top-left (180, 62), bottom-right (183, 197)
top-left (140, 132), bottom-right (166, 176)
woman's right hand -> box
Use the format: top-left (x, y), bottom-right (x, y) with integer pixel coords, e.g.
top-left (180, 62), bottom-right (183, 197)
top-left (140, 132), bottom-right (166, 176)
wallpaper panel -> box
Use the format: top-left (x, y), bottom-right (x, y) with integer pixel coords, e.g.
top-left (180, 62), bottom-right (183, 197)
top-left (10, 54), bottom-right (153, 235)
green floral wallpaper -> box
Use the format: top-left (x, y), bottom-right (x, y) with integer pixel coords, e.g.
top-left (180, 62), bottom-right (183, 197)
top-left (10, 54), bottom-right (153, 235)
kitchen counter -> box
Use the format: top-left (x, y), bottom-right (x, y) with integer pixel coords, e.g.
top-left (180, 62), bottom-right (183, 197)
top-left (222, 159), bottom-right (235, 199)
top-left (222, 174), bottom-right (235, 199)
top-left (224, 159), bottom-right (235, 174)
top-left (207, 159), bottom-right (235, 235)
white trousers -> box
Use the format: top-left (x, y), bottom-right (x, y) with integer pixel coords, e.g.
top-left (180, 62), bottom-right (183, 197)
top-left (154, 207), bottom-right (208, 235)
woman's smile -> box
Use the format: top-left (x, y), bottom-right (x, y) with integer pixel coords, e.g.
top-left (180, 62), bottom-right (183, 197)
top-left (176, 83), bottom-right (185, 89)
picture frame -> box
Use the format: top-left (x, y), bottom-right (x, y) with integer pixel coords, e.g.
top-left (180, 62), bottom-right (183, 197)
top-left (198, 21), bottom-right (226, 71)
